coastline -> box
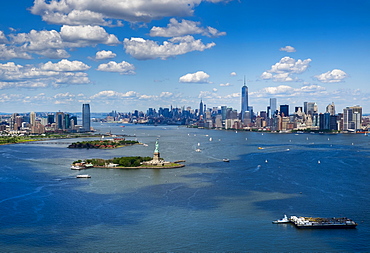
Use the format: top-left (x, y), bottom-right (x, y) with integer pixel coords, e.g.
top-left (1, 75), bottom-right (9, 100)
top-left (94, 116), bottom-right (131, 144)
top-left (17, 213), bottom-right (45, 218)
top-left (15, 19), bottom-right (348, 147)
top-left (88, 163), bottom-right (185, 170)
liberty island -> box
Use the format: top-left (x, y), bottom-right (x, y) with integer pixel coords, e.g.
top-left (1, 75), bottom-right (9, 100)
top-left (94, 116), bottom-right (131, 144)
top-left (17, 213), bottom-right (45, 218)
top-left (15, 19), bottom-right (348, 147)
top-left (71, 139), bottom-right (185, 169)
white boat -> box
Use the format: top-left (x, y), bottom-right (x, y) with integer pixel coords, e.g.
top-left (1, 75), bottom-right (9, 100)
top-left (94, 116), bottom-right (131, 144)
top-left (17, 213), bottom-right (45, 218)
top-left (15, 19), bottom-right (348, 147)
top-left (76, 175), bottom-right (91, 178)
top-left (272, 215), bottom-right (290, 224)
top-left (70, 165), bottom-right (84, 170)
top-left (195, 148), bottom-right (201, 152)
top-left (223, 159), bottom-right (230, 162)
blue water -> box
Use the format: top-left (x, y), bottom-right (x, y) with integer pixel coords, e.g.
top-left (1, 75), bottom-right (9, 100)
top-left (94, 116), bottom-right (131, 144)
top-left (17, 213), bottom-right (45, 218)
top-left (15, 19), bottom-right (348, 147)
top-left (0, 124), bottom-right (369, 252)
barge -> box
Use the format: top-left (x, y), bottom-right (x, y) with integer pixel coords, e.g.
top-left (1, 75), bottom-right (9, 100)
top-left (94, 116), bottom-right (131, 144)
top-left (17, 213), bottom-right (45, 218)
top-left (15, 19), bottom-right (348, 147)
top-left (290, 216), bottom-right (357, 229)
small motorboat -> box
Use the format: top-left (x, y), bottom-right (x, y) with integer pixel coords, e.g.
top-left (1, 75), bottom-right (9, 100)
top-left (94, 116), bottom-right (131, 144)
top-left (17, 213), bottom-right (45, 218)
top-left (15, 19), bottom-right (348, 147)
top-left (222, 159), bottom-right (230, 162)
top-left (272, 215), bottom-right (290, 224)
top-left (76, 175), bottom-right (91, 178)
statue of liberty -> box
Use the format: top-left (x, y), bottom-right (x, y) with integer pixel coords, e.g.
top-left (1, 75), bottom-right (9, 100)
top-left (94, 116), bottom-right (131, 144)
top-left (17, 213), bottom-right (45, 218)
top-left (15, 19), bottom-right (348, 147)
top-left (154, 139), bottom-right (159, 153)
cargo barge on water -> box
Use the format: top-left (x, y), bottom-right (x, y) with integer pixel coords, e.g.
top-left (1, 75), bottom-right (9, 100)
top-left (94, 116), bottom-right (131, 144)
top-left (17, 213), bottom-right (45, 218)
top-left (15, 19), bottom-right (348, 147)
top-left (273, 215), bottom-right (358, 229)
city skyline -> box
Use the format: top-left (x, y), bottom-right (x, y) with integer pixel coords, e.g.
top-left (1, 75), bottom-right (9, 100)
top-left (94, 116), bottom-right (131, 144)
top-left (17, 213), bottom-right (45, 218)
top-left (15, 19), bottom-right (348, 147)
top-left (1, 1), bottom-right (370, 113)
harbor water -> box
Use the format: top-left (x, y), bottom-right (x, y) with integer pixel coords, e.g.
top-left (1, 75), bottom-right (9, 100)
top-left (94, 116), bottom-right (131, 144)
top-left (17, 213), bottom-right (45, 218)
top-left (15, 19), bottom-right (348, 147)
top-left (0, 123), bottom-right (369, 252)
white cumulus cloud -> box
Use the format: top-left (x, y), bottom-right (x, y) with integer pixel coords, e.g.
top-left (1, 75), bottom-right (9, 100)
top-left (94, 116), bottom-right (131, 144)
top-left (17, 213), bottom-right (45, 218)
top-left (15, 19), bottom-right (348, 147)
top-left (261, 56), bottom-right (312, 82)
top-left (0, 31), bottom-right (8, 43)
top-left (220, 83), bottom-right (232, 86)
top-left (97, 61), bottom-right (135, 75)
top-left (124, 36), bottom-right (215, 60)
top-left (8, 29), bottom-right (69, 59)
top-left (179, 71), bottom-right (210, 83)
top-left (279, 46), bottom-right (296, 52)
top-left (0, 44), bottom-right (32, 60)
top-left (230, 72), bottom-right (237, 76)
top-left (41, 59), bottom-right (90, 72)
top-left (90, 90), bottom-right (138, 99)
top-left (95, 50), bottom-right (116, 60)
top-left (60, 25), bottom-right (119, 47)
top-left (0, 61), bottom-right (90, 89)
top-left (314, 69), bottom-right (347, 83)
top-left (149, 18), bottom-right (226, 37)
top-left (30, 0), bottom-right (230, 25)
top-left (252, 84), bottom-right (327, 98)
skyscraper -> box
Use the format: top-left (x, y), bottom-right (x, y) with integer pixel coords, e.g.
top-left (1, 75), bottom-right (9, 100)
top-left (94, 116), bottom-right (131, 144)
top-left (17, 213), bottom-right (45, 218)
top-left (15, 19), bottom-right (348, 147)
top-left (343, 105), bottom-right (362, 131)
top-left (199, 100), bottom-right (204, 117)
top-left (326, 102), bottom-right (335, 115)
top-left (82, 104), bottom-right (91, 132)
top-left (30, 111), bottom-right (36, 126)
top-left (56, 112), bottom-right (65, 130)
top-left (241, 76), bottom-right (248, 121)
top-left (269, 98), bottom-right (277, 118)
top-left (280, 104), bottom-right (289, 117)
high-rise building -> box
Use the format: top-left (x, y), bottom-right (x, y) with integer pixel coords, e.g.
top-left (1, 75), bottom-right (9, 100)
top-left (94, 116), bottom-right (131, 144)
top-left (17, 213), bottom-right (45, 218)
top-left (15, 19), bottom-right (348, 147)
top-left (56, 112), bottom-right (64, 130)
top-left (47, 114), bottom-right (54, 125)
top-left (306, 102), bottom-right (318, 116)
top-left (241, 77), bottom-right (248, 121)
top-left (319, 112), bottom-right (330, 130)
top-left (221, 106), bottom-right (227, 121)
top-left (280, 104), bottom-right (289, 117)
top-left (269, 98), bottom-right (277, 118)
top-left (303, 102), bottom-right (308, 115)
top-left (82, 104), bottom-right (91, 132)
top-left (30, 112), bottom-right (36, 126)
top-left (199, 100), bottom-right (204, 118)
top-left (343, 105), bottom-right (362, 131)
top-left (326, 102), bottom-right (335, 115)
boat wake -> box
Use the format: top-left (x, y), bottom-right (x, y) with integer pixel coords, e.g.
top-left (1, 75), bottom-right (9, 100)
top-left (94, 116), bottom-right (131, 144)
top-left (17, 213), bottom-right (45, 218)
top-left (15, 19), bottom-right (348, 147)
top-left (252, 165), bottom-right (261, 172)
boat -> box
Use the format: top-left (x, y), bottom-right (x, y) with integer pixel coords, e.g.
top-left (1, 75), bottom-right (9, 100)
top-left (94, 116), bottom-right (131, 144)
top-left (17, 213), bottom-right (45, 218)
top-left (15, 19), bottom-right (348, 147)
top-left (272, 215), bottom-right (290, 224)
top-left (289, 216), bottom-right (357, 229)
top-left (70, 165), bottom-right (84, 170)
top-left (223, 159), bottom-right (230, 162)
top-left (76, 175), bottom-right (91, 178)
top-left (195, 148), bottom-right (201, 152)
top-left (258, 147), bottom-right (264, 150)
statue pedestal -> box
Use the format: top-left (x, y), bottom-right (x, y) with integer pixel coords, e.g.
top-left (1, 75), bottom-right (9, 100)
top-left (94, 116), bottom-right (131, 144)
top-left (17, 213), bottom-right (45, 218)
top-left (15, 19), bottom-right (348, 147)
top-left (153, 152), bottom-right (160, 162)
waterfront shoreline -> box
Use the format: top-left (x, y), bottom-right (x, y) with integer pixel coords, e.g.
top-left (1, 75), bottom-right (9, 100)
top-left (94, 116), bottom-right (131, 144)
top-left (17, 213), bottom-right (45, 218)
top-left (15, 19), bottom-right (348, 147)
top-left (93, 163), bottom-right (185, 169)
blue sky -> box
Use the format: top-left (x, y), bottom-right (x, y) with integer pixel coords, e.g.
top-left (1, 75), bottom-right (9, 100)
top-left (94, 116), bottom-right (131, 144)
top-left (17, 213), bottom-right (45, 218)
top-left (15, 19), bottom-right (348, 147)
top-left (0, 0), bottom-right (369, 113)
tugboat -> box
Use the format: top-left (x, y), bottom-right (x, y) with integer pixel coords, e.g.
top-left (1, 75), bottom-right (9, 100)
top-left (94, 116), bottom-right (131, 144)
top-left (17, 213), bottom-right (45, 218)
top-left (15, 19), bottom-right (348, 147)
top-left (272, 215), bottom-right (290, 224)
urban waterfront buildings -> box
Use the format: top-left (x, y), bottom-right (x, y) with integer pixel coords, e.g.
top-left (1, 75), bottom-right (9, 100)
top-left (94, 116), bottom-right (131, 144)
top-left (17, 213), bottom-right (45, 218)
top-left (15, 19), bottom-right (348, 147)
top-left (0, 104), bottom-right (90, 134)
top-left (0, 98), bottom-right (369, 135)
